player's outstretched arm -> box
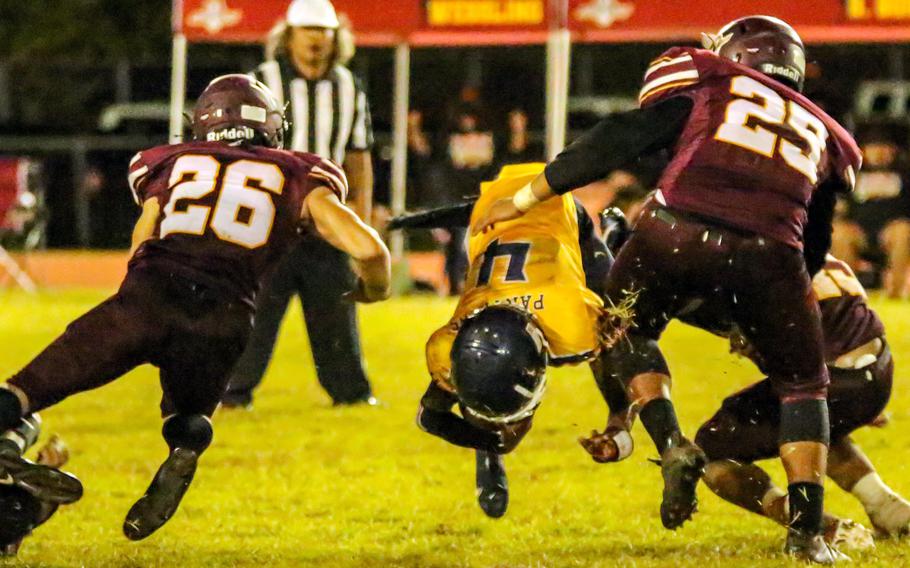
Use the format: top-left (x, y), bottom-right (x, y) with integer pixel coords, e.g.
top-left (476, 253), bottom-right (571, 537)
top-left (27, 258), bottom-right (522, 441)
top-left (130, 198), bottom-right (160, 255)
top-left (303, 186), bottom-right (391, 302)
top-left (475, 97), bottom-right (693, 234)
top-left (416, 382), bottom-right (504, 453)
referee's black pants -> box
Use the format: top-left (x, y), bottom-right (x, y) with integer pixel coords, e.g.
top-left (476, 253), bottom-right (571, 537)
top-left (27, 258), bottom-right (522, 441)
top-left (223, 236), bottom-right (372, 406)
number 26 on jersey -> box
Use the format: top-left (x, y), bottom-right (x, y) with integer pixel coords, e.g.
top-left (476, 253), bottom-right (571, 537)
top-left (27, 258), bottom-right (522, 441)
top-left (715, 75), bottom-right (829, 183)
top-left (161, 155), bottom-right (285, 249)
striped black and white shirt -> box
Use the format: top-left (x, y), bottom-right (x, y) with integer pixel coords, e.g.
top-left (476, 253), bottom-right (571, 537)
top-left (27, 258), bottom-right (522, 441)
top-left (253, 57), bottom-right (373, 164)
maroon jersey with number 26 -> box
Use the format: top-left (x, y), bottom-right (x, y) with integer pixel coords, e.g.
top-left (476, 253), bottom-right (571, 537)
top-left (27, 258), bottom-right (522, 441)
top-left (126, 140), bottom-right (348, 304)
top-left (639, 47), bottom-right (862, 250)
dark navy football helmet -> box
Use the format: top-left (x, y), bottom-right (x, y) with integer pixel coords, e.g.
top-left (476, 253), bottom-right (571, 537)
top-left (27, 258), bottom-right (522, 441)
top-left (451, 306), bottom-right (548, 424)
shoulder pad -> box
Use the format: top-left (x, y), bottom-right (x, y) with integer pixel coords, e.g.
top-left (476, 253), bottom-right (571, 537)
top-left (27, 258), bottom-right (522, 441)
top-left (639, 47), bottom-right (704, 107)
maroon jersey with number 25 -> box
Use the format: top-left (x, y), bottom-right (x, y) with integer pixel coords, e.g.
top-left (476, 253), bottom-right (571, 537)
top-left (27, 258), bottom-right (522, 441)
top-left (639, 47), bottom-right (862, 250)
top-left (126, 141), bottom-right (348, 303)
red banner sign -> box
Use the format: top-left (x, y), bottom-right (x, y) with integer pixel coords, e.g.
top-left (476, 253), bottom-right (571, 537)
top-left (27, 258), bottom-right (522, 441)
top-left (176, 0), bottom-right (910, 45)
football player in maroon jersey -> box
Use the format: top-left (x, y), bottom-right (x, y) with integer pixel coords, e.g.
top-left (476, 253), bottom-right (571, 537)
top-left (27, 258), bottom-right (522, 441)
top-left (0, 74), bottom-right (390, 542)
top-left (693, 256), bottom-right (907, 544)
top-left (477, 16), bottom-right (860, 563)
top-left (589, 256), bottom-right (906, 548)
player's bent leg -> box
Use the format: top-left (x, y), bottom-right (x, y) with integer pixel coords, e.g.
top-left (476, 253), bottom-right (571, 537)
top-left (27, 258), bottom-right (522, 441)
top-left (829, 437), bottom-right (910, 537)
top-left (602, 334), bottom-right (704, 529)
top-left (475, 450), bottom-right (508, 518)
top-left (123, 414), bottom-right (211, 541)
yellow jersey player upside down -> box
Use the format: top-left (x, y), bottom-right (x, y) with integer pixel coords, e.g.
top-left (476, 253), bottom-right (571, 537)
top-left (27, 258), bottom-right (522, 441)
top-left (390, 163), bottom-right (630, 518)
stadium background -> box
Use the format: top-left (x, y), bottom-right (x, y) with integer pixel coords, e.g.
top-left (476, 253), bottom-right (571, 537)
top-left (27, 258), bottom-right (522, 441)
top-left (0, 1), bottom-right (909, 566)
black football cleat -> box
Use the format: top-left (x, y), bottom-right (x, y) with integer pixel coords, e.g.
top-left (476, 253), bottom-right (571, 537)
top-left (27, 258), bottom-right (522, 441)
top-left (785, 529), bottom-right (851, 564)
top-left (0, 445), bottom-right (83, 505)
top-left (658, 438), bottom-right (706, 530)
top-left (475, 450), bottom-right (508, 518)
top-left (123, 448), bottom-right (198, 541)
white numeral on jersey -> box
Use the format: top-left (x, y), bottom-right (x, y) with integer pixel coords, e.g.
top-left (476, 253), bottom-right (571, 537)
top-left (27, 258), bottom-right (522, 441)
top-left (160, 155), bottom-right (286, 249)
top-left (714, 76), bottom-right (829, 183)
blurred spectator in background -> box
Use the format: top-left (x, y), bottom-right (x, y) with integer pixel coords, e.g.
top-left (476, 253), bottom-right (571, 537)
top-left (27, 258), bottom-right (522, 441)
top-left (832, 125), bottom-right (910, 298)
top-left (429, 103), bottom-right (497, 295)
top-left (497, 108), bottom-right (544, 166)
top-left (407, 109), bottom-right (434, 207)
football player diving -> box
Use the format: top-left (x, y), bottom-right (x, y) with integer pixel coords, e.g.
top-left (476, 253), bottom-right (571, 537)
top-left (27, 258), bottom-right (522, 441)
top-left (477, 16), bottom-right (861, 563)
top-left (1, 415), bottom-right (75, 557)
top-left (0, 74), bottom-right (391, 541)
top-left (389, 163), bottom-right (629, 518)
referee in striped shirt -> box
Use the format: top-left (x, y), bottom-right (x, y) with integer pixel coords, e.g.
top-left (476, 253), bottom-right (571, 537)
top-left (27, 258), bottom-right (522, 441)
top-left (223, 0), bottom-right (377, 408)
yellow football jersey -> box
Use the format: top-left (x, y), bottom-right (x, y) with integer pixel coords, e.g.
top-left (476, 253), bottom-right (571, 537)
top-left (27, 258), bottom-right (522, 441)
top-left (426, 163), bottom-right (604, 390)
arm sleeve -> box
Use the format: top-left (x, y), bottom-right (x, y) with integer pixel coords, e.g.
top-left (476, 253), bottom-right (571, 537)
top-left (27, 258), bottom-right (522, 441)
top-left (803, 178), bottom-right (840, 276)
top-left (387, 200), bottom-right (476, 231)
top-left (416, 382), bottom-right (502, 452)
top-left (543, 96), bottom-right (694, 195)
top-left (347, 76), bottom-right (374, 151)
top-left (575, 200), bottom-right (613, 298)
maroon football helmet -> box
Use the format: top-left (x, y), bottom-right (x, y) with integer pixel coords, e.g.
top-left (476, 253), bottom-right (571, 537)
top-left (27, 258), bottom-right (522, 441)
top-left (192, 74), bottom-right (286, 148)
top-left (702, 16), bottom-right (806, 91)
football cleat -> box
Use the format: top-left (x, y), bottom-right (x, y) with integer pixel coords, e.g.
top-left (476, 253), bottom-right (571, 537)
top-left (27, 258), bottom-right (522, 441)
top-left (786, 529), bottom-right (851, 564)
top-left (475, 450), bottom-right (508, 519)
top-left (825, 518), bottom-right (875, 551)
top-left (123, 448), bottom-right (198, 541)
top-left (658, 437), bottom-right (706, 530)
top-left (0, 444), bottom-right (82, 505)
top-left (866, 492), bottom-right (910, 537)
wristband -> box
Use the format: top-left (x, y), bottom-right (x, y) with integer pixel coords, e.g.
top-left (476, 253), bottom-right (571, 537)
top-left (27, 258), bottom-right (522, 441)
top-left (513, 184), bottom-right (540, 213)
top-left (611, 430), bottom-right (634, 461)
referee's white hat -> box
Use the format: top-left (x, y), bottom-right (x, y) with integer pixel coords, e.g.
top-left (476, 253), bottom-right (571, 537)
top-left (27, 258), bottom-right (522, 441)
top-left (286, 0), bottom-right (340, 29)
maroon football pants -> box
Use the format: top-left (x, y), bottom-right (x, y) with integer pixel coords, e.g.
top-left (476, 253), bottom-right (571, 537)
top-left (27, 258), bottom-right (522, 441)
top-left (696, 343), bottom-right (892, 463)
top-left (7, 266), bottom-right (252, 418)
top-left (605, 204), bottom-right (829, 402)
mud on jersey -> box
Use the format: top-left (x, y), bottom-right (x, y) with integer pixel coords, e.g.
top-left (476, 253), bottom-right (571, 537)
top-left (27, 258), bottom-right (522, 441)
top-left (640, 47), bottom-right (862, 250)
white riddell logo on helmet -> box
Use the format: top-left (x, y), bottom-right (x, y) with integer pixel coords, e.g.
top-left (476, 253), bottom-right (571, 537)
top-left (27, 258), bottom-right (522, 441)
top-left (759, 64), bottom-right (800, 83)
top-left (207, 126), bottom-right (256, 142)
top-left (187, 0), bottom-right (243, 34)
top-left (574, 0), bottom-right (634, 28)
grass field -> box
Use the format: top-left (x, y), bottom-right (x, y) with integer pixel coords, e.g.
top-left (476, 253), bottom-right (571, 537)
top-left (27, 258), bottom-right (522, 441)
top-left (1, 290), bottom-right (909, 567)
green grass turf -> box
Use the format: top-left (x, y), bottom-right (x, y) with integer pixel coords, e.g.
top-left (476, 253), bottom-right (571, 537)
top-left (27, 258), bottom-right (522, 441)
top-left (1, 289), bottom-right (909, 567)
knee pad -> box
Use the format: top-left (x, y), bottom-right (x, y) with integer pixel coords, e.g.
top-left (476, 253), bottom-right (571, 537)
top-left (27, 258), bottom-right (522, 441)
top-left (780, 399), bottom-right (830, 446)
top-left (600, 335), bottom-right (670, 387)
top-left (162, 414), bottom-right (213, 453)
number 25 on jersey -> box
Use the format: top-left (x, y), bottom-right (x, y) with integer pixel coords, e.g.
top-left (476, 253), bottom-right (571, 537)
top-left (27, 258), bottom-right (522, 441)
top-left (161, 155), bottom-right (285, 249)
top-left (715, 75), bottom-right (829, 183)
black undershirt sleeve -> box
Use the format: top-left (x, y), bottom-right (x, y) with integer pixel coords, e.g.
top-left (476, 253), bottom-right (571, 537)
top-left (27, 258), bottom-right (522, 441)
top-left (803, 176), bottom-right (842, 276)
top-left (544, 97), bottom-right (694, 195)
top-left (416, 382), bottom-right (502, 452)
top-left (387, 201), bottom-right (476, 231)
top-left (575, 201), bottom-right (613, 299)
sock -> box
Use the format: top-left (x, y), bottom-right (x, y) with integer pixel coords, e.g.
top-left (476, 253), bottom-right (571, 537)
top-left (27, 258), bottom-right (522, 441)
top-left (789, 482), bottom-right (825, 535)
top-left (851, 472), bottom-right (894, 511)
top-left (1, 414), bottom-right (41, 454)
top-left (0, 388), bottom-right (23, 433)
top-left (639, 398), bottom-right (681, 455)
